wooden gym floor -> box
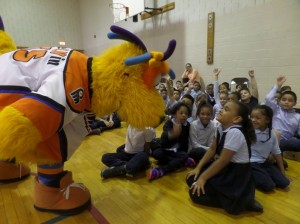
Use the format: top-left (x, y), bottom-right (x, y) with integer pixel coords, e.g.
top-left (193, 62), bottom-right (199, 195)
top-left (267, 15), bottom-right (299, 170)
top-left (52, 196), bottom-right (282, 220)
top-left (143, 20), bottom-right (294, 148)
top-left (1, 122), bottom-right (300, 224)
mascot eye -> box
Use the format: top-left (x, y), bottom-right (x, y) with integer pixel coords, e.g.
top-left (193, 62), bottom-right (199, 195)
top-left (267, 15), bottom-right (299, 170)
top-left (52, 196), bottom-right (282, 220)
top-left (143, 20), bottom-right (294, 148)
top-left (124, 73), bottom-right (129, 77)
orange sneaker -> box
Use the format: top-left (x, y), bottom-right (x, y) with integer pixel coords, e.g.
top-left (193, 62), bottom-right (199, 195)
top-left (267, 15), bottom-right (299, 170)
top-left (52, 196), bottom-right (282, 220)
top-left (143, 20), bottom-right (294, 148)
top-left (0, 160), bottom-right (31, 182)
top-left (33, 171), bottom-right (91, 216)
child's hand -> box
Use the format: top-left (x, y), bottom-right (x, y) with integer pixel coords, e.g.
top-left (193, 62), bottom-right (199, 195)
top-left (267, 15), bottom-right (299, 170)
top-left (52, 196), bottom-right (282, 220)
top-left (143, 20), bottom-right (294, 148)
top-left (186, 167), bottom-right (201, 180)
top-left (276, 76), bottom-right (286, 87)
top-left (190, 176), bottom-right (206, 196)
top-left (165, 75), bottom-right (172, 85)
top-left (107, 120), bottom-right (114, 127)
top-left (248, 70), bottom-right (254, 77)
top-left (103, 120), bottom-right (110, 127)
top-left (213, 68), bottom-right (221, 77)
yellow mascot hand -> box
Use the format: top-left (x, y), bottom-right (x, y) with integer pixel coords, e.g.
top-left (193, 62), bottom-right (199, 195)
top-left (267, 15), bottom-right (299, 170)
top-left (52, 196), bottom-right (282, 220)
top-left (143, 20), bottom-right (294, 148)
top-left (0, 106), bottom-right (42, 162)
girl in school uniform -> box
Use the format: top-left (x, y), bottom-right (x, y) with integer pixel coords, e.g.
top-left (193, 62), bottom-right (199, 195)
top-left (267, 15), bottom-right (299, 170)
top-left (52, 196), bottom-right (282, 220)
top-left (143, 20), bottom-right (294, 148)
top-left (189, 102), bottom-right (216, 163)
top-left (149, 102), bottom-right (192, 180)
top-left (250, 105), bottom-right (290, 192)
top-left (186, 101), bottom-right (263, 215)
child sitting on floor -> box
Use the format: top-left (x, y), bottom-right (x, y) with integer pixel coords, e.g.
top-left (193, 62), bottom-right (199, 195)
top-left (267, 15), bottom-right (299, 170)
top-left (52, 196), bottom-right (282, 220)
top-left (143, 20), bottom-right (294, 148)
top-left (250, 105), bottom-right (290, 192)
top-left (149, 102), bottom-right (194, 181)
top-left (189, 102), bottom-right (216, 163)
top-left (264, 76), bottom-right (300, 161)
top-left (186, 101), bottom-right (263, 215)
top-left (101, 125), bottom-right (156, 179)
top-left (89, 112), bottom-right (121, 135)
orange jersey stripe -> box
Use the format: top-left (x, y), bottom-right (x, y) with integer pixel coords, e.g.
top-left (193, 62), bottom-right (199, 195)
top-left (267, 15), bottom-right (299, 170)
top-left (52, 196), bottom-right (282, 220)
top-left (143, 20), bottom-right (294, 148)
top-left (11, 95), bottom-right (64, 141)
top-left (37, 166), bottom-right (64, 175)
top-left (0, 87), bottom-right (31, 110)
top-left (0, 93), bottom-right (24, 110)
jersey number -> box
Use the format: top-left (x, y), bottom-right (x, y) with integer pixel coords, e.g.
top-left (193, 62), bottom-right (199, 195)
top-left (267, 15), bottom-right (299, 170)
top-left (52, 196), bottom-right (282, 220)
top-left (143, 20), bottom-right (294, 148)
top-left (13, 49), bottom-right (68, 62)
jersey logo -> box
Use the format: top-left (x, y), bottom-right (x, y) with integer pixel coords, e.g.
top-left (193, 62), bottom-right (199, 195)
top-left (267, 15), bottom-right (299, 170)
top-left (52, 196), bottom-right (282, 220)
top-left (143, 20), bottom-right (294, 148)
top-left (70, 88), bottom-right (84, 104)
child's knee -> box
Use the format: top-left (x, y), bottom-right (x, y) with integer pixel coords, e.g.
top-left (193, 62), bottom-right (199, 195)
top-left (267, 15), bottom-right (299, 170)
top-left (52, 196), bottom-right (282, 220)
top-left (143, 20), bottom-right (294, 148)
top-left (258, 181), bottom-right (276, 192)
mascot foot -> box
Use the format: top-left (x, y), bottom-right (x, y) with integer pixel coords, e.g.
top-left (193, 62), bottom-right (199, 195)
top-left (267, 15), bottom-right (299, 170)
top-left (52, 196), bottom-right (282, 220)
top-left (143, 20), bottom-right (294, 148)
top-left (33, 171), bottom-right (91, 216)
top-left (0, 160), bottom-right (31, 183)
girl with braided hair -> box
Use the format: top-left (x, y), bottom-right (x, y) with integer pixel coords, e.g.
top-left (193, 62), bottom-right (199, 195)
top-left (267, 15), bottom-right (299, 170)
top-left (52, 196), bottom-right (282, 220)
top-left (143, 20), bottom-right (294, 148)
top-left (250, 105), bottom-right (290, 192)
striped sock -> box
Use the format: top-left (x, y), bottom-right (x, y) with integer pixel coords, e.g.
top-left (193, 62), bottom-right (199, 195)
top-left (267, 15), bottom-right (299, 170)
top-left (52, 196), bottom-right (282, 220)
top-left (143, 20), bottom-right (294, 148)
top-left (37, 163), bottom-right (65, 188)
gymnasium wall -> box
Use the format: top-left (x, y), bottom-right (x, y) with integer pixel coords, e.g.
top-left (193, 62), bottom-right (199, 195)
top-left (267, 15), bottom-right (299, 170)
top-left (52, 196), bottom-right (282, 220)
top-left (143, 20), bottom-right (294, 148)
top-left (0, 0), bottom-right (83, 49)
top-left (81, 0), bottom-right (300, 105)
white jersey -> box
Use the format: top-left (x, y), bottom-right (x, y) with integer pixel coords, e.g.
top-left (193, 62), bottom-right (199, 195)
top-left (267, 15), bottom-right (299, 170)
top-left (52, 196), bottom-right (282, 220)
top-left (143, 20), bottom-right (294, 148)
top-left (0, 47), bottom-right (93, 161)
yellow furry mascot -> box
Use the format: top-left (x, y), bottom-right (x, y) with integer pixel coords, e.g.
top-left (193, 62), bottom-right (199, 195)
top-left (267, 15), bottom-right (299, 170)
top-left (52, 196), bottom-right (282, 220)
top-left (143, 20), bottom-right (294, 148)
top-left (0, 16), bottom-right (176, 215)
top-left (0, 16), bottom-right (32, 183)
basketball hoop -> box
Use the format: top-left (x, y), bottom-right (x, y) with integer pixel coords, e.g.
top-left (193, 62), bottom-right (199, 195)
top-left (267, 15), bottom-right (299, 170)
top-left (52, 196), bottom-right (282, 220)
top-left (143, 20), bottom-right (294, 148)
top-left (109, 3), bottom-right (129, 23)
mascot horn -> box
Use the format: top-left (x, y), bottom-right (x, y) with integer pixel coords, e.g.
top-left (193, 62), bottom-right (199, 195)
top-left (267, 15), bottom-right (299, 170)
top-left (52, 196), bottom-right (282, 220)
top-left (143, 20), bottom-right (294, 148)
top-left (0, 15), bottom-right (176, 215)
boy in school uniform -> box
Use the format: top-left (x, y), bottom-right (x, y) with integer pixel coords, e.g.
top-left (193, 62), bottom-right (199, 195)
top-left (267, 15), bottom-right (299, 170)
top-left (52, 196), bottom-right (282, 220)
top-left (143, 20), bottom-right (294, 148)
top-left (101, 125), bottom-right (156, 178)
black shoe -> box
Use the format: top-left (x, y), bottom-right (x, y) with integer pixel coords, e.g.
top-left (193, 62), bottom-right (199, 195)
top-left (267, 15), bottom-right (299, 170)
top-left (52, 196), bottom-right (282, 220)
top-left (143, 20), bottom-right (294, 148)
top-left (283, 159), bottom-right (288, 169)
top-left (101, 165), bottom-right (126, 179)
top-left (88, 128), bottom-right (101, 136)
top-left (247, 200), bottom-right (263, 212)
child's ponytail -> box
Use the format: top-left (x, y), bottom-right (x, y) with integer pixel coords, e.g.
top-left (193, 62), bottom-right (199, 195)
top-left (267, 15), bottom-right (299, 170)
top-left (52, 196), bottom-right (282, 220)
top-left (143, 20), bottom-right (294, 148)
top-left (235, 102), bottom-right (256, 147)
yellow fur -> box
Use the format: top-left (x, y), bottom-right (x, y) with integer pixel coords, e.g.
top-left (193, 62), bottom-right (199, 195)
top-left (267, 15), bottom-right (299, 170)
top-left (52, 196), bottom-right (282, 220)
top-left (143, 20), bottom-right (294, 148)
top-left (0, 29), bottom-right (167, 164)
top-left (0, 30), bottom-right (17, 55)
top-left (91, 42), bottom-right (166, 128)
top-left (0, 106), bottom-right (44, 163)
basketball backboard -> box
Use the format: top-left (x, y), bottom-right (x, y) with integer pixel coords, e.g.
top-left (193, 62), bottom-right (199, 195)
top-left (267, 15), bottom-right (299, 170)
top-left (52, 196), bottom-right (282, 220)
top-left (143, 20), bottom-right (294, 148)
top-left (110, 0), bottom-right (145, 23)
top-left (231, 77), bottom-right (249, 91)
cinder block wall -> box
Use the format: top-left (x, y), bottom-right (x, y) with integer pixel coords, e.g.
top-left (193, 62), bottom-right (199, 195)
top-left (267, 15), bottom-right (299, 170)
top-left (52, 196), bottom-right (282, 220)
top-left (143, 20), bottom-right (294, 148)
top-left (0, 0), bottom-right (83, 49)
top-left (82, 0), bottom-right (300, 105)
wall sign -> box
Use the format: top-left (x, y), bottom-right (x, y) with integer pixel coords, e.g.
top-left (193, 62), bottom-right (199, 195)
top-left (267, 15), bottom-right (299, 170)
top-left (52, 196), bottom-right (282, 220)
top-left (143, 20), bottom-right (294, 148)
top-left (207, 12), bottom-right (215, 64)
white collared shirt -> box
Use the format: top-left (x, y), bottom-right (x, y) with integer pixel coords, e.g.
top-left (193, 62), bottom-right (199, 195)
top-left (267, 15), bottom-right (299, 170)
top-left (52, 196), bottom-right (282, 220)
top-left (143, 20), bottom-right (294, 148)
top-left (217, 124), bottom-right (249, 163)
top-left (250, 128), bottom-right (281, 163)
top-left (189, 119), bottom-right (216, 151)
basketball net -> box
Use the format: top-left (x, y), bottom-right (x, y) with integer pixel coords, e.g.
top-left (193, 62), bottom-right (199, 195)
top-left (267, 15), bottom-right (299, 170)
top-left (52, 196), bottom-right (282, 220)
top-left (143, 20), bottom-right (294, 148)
top-left (109, 3), bottom-right (129, 23)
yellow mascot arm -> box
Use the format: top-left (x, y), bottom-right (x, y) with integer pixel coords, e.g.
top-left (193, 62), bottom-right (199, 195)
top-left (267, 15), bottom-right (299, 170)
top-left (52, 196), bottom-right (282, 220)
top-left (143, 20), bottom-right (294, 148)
top-left (0, 16), bottom-right (17, 55)
top-left (0, 96), bottom-right (64, 162)
top-left (0, 30), bottom-right (16, 55)
top-left (0, 106), bottom-right (41, 161)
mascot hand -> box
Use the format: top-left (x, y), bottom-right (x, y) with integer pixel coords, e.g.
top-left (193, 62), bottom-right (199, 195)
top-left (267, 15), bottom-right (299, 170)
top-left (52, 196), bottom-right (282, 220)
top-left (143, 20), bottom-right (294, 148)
top-left (0, 106), bottom-right (41, 162)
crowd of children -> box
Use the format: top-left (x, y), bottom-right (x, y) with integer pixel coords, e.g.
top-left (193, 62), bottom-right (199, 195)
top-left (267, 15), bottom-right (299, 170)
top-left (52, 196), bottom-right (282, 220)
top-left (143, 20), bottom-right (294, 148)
top-left (96, 65), bottom-right (299, 215)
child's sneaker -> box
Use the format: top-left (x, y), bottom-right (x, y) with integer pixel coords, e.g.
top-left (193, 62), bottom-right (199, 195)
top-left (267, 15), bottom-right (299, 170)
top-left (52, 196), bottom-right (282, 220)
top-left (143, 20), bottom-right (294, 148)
top-left (148, 168), bottom-right (164, 181)
top-left (87, 128), bottom-right (101, 136)
top-left (283, 151), bottom-right (300, 162)
top-left (185, 157), bottom-right (196, 167)
top-left (101, 165), bottom-right (126, 179)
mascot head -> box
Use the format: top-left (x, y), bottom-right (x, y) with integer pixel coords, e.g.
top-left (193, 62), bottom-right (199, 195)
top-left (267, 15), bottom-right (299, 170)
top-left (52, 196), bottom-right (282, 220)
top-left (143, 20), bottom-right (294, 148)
top-left (91, 26), bottom-right (176, 128)
top-left (0, 16), bottom-right (17, 55)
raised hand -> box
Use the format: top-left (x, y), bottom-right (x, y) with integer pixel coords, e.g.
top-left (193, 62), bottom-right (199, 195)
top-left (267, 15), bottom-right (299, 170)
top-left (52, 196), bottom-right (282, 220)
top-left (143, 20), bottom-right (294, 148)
top-left (213, 68), bottom-right (221, 77)
top-left (248, 70), bottom-right (254, 77)
top-left (276, 76), bottom-right (286, 87)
